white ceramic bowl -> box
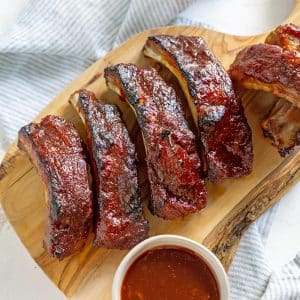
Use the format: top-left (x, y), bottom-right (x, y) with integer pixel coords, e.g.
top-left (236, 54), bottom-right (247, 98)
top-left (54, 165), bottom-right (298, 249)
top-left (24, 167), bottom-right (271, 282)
top-left (112, 234), bottom-right (230, 300)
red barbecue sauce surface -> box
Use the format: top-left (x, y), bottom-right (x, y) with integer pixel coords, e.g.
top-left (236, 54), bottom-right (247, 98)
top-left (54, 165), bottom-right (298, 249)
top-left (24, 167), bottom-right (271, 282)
top-left (121, 247), bottom-right (220, 300)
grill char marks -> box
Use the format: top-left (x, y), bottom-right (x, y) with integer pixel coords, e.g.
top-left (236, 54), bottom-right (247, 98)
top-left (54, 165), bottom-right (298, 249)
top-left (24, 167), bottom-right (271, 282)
top-left (18, 115), bottom-right (93, 259)
top-left (70, 89), bottom-right (148, 249)
top-left (105, 64), bottom-right (207, 220)
top-left (144, 35), bottom-right (253, 180)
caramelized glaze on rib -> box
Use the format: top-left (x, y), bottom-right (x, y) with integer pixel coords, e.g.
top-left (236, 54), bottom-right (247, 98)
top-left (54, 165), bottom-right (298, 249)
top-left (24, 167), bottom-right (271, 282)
top-left (230, 24), bottom-right (300, 156)
top-left (105, 64), bottom-right (207, 220)
top-left (229, 43), bottom-right (300, 109)
top-left (144, 35), bottom-right (253, 180)
top-left (70, 89), bottom-right (148, 249)
top-left (18, 115), bottom-right (93, 259)
top-left (262, 23), bottom-right (300, 156)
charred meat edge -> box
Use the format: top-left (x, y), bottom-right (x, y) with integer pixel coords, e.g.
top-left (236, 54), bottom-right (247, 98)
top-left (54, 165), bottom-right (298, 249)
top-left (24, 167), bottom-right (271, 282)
top-left (69, 89), bottom-right (148, 248)
top-left (104, 64), bottom-right (207, 220)
top-left (18, 115), bottom-right (93, 259)
top-left (144, 36), bottom-right (253, 180)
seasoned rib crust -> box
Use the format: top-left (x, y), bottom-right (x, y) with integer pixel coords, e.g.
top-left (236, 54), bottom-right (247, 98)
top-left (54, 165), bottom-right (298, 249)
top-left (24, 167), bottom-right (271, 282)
top-left (229, 43), bottom-right (300, 109)
top-left (144, 35), bottom-right (253, 180)
top-left (18, 115), bottom-right (93, 259)
top-left (104, 64), bottom-right (207, 220)
top-left (265, 23), bottom-right (300, 52)
top-left (70, 89), bottom-right (148, 249)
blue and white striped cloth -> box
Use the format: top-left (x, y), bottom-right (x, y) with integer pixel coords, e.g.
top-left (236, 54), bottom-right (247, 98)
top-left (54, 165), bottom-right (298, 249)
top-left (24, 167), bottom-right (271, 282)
top-left (0, 0), bottom-right (299, 299)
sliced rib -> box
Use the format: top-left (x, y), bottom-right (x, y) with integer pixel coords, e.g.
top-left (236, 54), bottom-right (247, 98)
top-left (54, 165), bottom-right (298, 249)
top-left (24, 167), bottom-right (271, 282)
top-left (230, 24), bottom-right (300, 156)
top-left (18, 115), bottom-right (93, 259)
top-left (229, 43), bottom-right (300, 109)
top-left (69, 89), bottom-right (148, 249)
top-left (263, 23), bottom-right (300, 156)
top-left (144, 35), bottom-right (253, 180)
top-left (105, 64), bottom-right (207, 220)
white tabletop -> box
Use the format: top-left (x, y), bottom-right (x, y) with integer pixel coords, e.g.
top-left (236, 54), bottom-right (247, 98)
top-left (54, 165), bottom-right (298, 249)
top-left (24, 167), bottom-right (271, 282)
top-left (0, 0), bottom-right (299, 299)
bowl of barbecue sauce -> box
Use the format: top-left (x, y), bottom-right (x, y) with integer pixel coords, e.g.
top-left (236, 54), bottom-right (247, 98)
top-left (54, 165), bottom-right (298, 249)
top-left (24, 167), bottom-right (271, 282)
top-left (112, 235), bottom-right (229, 300)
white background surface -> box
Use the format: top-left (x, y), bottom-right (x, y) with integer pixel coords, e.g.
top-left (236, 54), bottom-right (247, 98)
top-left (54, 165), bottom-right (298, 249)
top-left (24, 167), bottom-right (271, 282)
top-left (0, 0), bottom-right (299, 299)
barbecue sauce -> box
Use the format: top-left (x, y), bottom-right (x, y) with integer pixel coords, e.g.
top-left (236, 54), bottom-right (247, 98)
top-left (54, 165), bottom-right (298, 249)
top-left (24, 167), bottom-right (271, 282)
top-left (121, 247), bottom-right (220, 300)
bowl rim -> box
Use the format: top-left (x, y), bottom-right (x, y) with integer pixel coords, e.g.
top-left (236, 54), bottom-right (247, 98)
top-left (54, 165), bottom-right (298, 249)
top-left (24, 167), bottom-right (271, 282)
top-left (112, 234), bottom-right (230, 300)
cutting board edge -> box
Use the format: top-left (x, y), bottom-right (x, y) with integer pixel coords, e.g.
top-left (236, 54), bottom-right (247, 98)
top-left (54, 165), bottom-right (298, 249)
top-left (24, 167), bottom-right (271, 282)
top-left (203, 151), bottom-right (300, 269)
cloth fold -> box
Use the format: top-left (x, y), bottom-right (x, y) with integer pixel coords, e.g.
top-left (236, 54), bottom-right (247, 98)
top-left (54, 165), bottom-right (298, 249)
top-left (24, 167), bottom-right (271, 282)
top-left (0, 0), bottom-right (299, 299)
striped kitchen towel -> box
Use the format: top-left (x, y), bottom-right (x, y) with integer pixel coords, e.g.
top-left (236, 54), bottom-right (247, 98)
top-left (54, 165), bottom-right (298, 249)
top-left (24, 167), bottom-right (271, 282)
top-left (0, 0), bottom-right (299, 299)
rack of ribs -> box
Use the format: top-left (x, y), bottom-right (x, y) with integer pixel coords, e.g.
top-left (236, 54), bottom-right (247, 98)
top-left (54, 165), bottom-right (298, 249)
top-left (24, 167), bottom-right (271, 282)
top-left (104, 64), bottom-right (207, 220)
top-left (18, 115), bottom-right (93, 259)
top-left (230, 23), bottom-right (300, 156)
top-left (70, 89), bottom-right (148, 248)
top-left (144, 35), bottom-right (253, 180)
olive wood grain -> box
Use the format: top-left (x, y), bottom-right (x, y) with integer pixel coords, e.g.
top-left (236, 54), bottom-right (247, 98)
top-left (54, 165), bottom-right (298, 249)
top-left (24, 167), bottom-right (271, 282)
top-left (1, 2), bottom-right (300, 299)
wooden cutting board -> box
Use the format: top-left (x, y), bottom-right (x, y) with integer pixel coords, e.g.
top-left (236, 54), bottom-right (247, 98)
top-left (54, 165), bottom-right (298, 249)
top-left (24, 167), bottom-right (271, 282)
top-left (1, 2), bottom-right (300, 299)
